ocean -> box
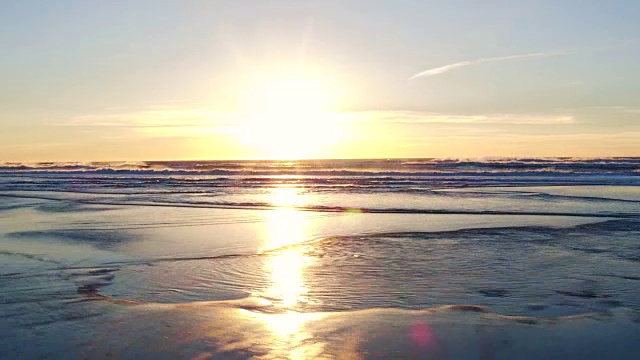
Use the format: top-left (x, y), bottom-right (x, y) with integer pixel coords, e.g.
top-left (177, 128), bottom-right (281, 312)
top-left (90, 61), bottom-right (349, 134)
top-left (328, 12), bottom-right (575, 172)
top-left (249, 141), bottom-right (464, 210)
top-left (1, 158), bottom-right (639, 359)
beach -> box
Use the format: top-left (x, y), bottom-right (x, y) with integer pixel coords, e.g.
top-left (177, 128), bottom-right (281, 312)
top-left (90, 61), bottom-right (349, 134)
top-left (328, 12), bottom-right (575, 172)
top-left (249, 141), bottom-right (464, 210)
top-left (1, 159), bottom-right (639, 358)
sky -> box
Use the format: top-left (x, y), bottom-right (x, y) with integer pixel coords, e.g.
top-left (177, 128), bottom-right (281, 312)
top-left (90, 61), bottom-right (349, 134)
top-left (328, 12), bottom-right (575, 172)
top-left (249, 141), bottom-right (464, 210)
top-left (1, 0), bottom-right (639, 161)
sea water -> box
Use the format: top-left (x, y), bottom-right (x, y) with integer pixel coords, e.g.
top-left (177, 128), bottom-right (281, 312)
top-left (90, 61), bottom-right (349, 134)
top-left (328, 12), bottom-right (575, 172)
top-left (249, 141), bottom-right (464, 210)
top-left (1, 158), bottom-right (639, 358)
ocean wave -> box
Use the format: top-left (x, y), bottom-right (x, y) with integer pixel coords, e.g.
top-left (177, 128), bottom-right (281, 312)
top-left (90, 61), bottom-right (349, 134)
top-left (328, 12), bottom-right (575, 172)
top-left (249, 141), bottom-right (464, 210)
top-left (1, 158), bottom-right (639, 175)
top-left (88, 293), bottom-right (638, 326)
top-left (1, 160), bottom-right (639, 197)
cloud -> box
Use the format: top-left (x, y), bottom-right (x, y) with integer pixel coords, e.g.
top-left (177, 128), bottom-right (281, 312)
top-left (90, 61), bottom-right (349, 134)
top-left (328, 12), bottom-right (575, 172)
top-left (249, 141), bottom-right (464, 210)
top-left (55, 107), bottom-right (575, 141)
top-left (53, 106), bottom-right (241, 138)
top-left (345, 110), bottom-right (575, 125)
top-left (588, 106), bottom-right (640, 114)
top-left (60, 107), bottom-right (239, 128)
top-left (410, 50), bottom-right (571, 80)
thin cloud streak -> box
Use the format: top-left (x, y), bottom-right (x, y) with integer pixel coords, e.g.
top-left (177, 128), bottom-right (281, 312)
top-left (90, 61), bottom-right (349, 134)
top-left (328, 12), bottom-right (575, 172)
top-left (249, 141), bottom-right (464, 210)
top-left (58, 108), bottom-right (239, 128)
top-left (345, 110), bottom-right (575, 125)
top-left (410, 50), bottom-right (571, 80)
top-left (52, 107), bottom-right (240, 139)
top-left (60, 108), bottom-right (575, 130)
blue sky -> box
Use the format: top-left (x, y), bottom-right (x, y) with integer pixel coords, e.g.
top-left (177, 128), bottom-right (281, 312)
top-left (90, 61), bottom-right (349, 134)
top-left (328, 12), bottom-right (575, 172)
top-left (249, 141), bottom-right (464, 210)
top-left (1, 0), bottom-right (639, 160)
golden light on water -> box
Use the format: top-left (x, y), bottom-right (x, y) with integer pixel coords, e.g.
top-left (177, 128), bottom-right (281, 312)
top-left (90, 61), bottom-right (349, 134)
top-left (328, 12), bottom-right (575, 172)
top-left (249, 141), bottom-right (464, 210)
top-left (252, 311), bottom-right (328, 359)
top-left (264, 208), bottom-right (306, 251)
top-left (252, 186), bottom-right (320, 354)
top-left (261, 186), bottom-right (312, 308)
top-left (269, 186), bottom-right (304, 208)
top-left (267, 249), bottom-right (309, 307)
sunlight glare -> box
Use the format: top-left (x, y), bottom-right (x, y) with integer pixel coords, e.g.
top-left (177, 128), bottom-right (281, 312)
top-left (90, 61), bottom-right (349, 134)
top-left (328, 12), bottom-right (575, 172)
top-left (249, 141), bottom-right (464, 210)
top-left (269, 186), bottom-right (304, 208)
top-left (267, 249), bottom-right (309, 307)
top-left (261, 187), bottom-right (312, 308)
top-left (239, 73), bottom-right (344, 159)
top-left (252, 311), bottom-right (327, 359)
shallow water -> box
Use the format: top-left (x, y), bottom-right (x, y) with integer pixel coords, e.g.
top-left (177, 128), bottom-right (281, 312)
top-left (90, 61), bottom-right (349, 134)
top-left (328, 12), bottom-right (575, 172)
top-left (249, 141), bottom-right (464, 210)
top-left (1, 159), bottom-right (639, 358)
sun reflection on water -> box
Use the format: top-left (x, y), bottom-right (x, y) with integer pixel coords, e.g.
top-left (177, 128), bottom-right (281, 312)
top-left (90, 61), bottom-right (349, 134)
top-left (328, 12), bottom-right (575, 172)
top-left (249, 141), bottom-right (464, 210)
top-left (251, 311), bottom-right (328, 359)
top-left (264, 207), bottom-right (307, 250)
top-left (236, 186), bottom-right (363, 358)
top-left (268, 186), bottom-right (304, 208)
top-left (267, 248), bottom-right (310, 307)
top-left (255, 186), bottom-right (322, 354)
top-left (262, 186), bottom-right (312, 309)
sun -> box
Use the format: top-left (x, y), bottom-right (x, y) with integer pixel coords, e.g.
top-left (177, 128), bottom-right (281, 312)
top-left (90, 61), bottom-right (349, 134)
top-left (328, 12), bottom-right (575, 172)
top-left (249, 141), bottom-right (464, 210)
top-left (238, 73), bottom-right (344, 159)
